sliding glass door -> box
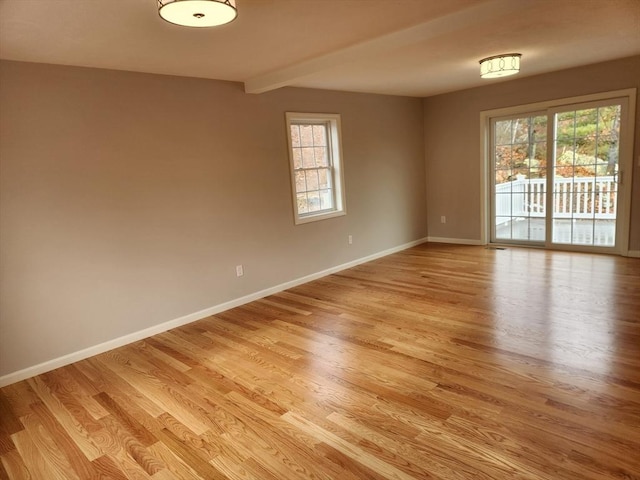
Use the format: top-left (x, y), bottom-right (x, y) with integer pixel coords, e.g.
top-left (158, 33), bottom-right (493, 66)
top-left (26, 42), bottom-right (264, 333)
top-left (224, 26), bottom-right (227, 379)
top-left (489, 95), bottom-right (630, 253)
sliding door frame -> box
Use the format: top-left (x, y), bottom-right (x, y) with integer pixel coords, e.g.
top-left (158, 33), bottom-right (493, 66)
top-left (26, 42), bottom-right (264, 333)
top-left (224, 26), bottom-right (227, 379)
top-left (480, 88), bottom-right (636, 255)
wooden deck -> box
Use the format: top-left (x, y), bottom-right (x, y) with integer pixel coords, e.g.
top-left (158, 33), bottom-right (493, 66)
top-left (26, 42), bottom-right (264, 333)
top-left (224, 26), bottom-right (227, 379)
top-left (1, 243), bottom-right (639, 479)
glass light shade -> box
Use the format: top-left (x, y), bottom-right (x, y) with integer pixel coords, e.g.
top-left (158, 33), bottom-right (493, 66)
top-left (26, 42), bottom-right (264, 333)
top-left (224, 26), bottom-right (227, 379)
top-left (479, 54), bottom-right (521, 79)
top-left (158, 0), bottom-right (237, 27)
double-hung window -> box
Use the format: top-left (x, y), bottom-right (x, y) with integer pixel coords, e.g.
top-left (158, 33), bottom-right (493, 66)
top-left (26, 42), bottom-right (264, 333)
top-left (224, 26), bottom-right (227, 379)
top-left (286, 112), bottom-right (346, 224)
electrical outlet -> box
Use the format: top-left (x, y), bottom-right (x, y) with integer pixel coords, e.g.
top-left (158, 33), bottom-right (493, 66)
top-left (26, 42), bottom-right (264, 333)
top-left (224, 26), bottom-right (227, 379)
top-left (348, 235), bottom-right (353, 245)
top-left (441, 216), bottom-right (446, 224)
top-left (236, 265), bottom-right (244, 277)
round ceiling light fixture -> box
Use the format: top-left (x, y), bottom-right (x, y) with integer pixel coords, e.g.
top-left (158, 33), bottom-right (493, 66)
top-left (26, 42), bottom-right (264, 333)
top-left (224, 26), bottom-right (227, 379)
top-left (158, 0), bottom-right (237, 28)
top-left (479, 53), bottom-right (521, 79)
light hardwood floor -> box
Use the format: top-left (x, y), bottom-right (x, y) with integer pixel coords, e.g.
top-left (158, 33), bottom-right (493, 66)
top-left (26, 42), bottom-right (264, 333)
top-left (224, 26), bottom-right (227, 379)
top-left (1, 243), bottom-right (639, 479)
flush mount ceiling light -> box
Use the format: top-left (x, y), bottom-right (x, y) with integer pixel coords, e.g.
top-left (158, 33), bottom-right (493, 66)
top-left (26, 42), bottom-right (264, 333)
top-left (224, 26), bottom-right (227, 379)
top-left (158, 0), bottom-right (237, 27)
top-left (479, 53), bottom-right (521, 79)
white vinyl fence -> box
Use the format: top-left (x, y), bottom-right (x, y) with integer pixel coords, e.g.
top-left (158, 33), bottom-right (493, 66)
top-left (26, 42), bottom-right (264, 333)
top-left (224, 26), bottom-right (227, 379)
top-left (495, 176), bottom-right (616, 225)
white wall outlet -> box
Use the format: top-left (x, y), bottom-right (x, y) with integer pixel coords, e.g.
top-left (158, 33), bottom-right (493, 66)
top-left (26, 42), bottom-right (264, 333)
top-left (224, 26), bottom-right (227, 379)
top-left (441, 216), bottom-right (446, 224)
top-left (236, 265), bottom-right (244, 277)
top-left (348, 235), bottom-right (353, 245)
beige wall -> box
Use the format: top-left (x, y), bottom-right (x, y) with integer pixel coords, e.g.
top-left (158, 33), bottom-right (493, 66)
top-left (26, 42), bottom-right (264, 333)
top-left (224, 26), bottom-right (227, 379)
top-left (4, 55), bottom-right (637, 380)
top-left (0, 61), bottom-right (427, 378)
top-left (424, 55), bottom-right (640, 247)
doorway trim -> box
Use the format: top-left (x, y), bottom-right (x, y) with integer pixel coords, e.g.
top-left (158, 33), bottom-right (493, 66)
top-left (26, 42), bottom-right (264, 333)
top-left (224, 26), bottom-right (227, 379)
top-left (480, 88), bottom-right (636, 255)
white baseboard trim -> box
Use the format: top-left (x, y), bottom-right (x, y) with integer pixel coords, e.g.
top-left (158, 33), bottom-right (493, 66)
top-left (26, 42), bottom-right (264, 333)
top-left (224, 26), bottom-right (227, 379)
top-left (0, 237), bottom-right (428, 387)
top-left (427, 236), bottom-right (484, 246)
top-left (627, 250), bottom-right (640, 258)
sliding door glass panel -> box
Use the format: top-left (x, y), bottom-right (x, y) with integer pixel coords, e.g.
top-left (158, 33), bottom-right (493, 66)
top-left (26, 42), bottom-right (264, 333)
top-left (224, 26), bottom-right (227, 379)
top-left (551, 104), bottom-right (620, 247)
top-left (491, 114), bottom-right (547, 243)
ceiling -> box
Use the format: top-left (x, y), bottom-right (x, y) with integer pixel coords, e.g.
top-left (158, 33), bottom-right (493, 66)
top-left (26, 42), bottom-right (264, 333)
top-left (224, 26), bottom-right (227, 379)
top-left (1, 0), bottom-right (639, 98)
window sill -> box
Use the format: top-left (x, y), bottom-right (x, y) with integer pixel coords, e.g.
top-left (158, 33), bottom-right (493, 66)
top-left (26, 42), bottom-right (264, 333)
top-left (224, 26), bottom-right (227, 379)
top-left (294, 209), bottom-right (346, 225)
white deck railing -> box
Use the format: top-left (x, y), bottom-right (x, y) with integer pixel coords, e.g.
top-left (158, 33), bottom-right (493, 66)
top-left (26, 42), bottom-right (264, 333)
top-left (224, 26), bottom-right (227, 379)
top-left (495, 176), bottom-right (617, 225)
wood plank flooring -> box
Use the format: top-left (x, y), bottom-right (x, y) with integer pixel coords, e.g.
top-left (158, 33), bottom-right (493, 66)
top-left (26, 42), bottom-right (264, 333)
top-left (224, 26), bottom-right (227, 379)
top-left (1, 243), bottom-right (639, 479)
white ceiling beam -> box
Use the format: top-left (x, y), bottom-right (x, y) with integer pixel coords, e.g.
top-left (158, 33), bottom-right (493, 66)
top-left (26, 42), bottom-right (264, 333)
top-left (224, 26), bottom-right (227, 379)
top-left (243, 0), bottom-right (522, 94)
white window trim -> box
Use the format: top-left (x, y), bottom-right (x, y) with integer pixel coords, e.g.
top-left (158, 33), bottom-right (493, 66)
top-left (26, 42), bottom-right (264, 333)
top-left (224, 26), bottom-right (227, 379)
top-left (285, 112), bottom-right (347, 225)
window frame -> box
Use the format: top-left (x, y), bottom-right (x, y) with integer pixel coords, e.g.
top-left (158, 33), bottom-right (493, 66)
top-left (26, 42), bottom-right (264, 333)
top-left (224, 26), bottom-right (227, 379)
top-left (285, 112), bottom-right (346, 225)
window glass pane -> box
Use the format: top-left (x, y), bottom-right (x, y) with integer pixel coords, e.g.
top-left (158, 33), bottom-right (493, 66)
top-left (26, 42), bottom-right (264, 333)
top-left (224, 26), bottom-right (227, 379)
top-left (318, 169), bottom-right (330, 189)
top-left (495, 217), bottom-right (513, 239)
top-left (299, 125), bottom-right (313, 146)
top-left (595, 188), bottom-right (615, 216)
top-left (319, 189), bottom-right (333, 210)
top-left (290, 125), bottom-right (301, 147)
top-left (556, 111), bottom-right (575, 144)
top-left (556, 144), bottom-right (576, 169)
top-left (494, 146), bottom-right (511, 170)
top-left (503, 218), bottom-right (537, 242)
top-left (301, 147), bottom-right (315, 168)
top-left (598, 105), bottom-right (621, 128)
top-left (495, 193), bottom-right (513, 216)
top-left (294, 171), bottom-right (306, 193)
top-left (292, 148), bottom-right (303, 169)
top-left (511, 143), bottom-right (528, 167)
top-left (494, 120), bottom-right (512, 145)
top-left (532, 115), bottom-right (547, 141)
top-left (307, 191), bottom-right (320, 212)
top-left (575, 108), bottom-right (595, 127)
top-left (297, 193), bottom-right (308, 214)
top-left (553, 191), bottom-right (571, 214)
top-left (596, 135), bottom-right (618, 176)
top-left (312, 125), bottom-right (326, 146)
top-left (529, 141), bottom-right (546, 178)
top-left (603, 178), bottom-right (618, 196)
top-left (512, 118), bottom-right (530, 143)
top-left (572, 219), bottom-right (594, 245)
top-left (314, 147), bottom-right (328, 167)
top-left (495, 169), bottom-right (512, 185)
top-left (552, 219), bottom-right (572, 243)
top-left (305, 170), bottom-right (319, 190)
